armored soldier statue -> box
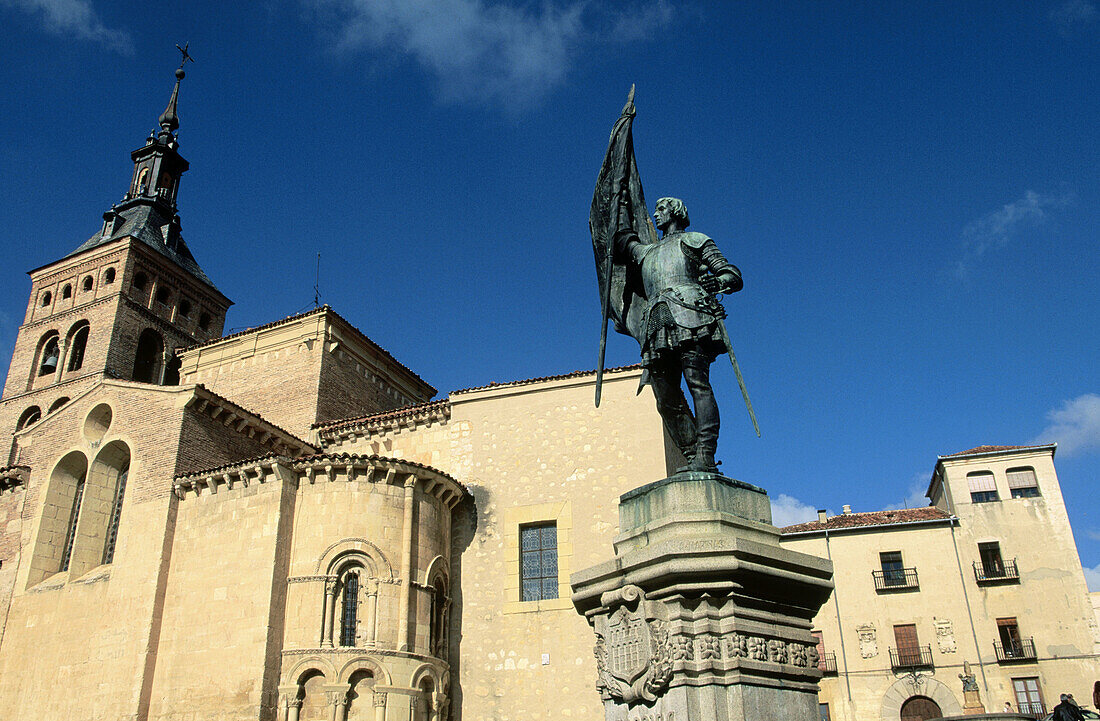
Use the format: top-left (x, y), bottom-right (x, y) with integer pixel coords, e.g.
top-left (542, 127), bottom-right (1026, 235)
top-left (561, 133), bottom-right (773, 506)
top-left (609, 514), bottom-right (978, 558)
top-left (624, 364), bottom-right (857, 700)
top-left (591, 88), bottom-right (757, 474)
top-left (614, 197), bottom-right (742, 471)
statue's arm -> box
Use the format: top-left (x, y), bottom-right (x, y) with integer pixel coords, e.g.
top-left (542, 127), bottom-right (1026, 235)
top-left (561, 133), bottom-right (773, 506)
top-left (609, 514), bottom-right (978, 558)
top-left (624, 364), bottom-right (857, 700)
top-left (701, 240), bottom-right (743, 294)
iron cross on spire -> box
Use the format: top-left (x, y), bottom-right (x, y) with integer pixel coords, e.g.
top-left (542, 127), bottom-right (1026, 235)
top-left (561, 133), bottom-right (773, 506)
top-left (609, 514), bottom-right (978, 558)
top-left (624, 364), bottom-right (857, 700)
top-left (175, 42), bottom-right (194, 70)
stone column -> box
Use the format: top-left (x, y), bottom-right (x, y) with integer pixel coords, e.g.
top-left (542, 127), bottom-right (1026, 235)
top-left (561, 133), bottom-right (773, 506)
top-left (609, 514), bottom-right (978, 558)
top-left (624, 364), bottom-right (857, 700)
top-left (324, 687), bottom-right (348, 721)
top-left (372, 690), bottom-right (388, 721)
top-left (397, 474), bottom-right (417, 651)
top-left (571, 472), bottom-right (834, 721)
top-left (286, 698), bottom-right (302, 721)
top-left (322, 577), bottom-right (337, 647)
top-left (364, 578), bottom-right (379, 647)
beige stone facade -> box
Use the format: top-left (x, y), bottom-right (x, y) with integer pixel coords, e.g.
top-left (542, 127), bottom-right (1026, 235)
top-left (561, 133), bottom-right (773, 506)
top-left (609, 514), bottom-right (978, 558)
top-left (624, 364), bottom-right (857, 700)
top-left (782, 445), bottom-right (1100, 721)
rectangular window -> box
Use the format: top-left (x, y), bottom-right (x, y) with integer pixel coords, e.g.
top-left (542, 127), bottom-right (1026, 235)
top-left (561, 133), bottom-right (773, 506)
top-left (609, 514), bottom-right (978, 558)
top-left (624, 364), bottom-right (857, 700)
top-left (979, 542), bottom-right (1004, 576)
top-left (1007, 467), bottom-right (1040, 498)
top-left (967, 472), bottom-right (999, 503)
top-left (998, 617), bottom-right (1023, 655)
top-left (1013, 677), bottom-right (1044, 716)
top-left (520, 523), bottom-right (558, 602)
top-left (819, 702), bottom-right (830, 721)
top-left (880, 551), bottom-right (905, 586)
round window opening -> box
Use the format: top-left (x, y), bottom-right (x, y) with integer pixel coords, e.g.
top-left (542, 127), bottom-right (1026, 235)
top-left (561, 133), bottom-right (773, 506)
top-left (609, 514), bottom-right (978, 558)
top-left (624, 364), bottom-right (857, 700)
top-left (83, 403), bottom-right (113, 443)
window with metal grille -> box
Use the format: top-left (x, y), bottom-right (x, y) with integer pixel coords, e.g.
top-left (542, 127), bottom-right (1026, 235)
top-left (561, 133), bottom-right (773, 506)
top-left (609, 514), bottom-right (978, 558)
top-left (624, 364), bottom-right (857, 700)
top-left (1012, 677), bottom-right (1044, 716)
top-left (880, 551), bottom-right (905, 585)
top-left (1006, 467), bottom-right (1040, 499)
top-left (101, 463), bottom-right (128, 564)
top-left (967, 471), bottom-right (999, 503)
top-left (59, 471), bottom-right (87, 572)
top-left (340, 573), bottom-right (359, 647)
top-left (520, 523), bottom-right (558, 601)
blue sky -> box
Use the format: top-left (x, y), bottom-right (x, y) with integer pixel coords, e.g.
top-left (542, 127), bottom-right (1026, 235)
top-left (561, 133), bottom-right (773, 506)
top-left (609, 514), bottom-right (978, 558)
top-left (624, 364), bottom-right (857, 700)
top-left (0, 1), bottom-right (1098, 585)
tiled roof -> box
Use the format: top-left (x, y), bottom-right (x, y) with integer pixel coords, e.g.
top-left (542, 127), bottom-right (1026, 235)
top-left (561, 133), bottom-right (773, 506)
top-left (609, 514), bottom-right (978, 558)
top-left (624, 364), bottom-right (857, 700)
top-left (451, 364), bottom-right (642, 395)
top-left (780, 506), bottom-right (952, 534)
top-left (179, 305), bottom-right (434, 395)
top-left (314, 399), bottom-right (450, 433)
top-left (941, 444), bottom-right (1053, 458)
top-left (65, 203), bottom-right (220, 291)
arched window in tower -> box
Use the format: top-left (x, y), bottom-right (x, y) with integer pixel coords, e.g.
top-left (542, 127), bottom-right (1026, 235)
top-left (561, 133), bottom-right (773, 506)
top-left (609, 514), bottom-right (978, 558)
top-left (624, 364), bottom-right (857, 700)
top-left (62, 284), bottom-right (72, 299)
top-left (104, 267), bottom-right (116, 284)
top-left (134, 167), bottom-right (150, 195)
top-left (59, 462), bottom-right (88, 573)
top-left (82, 276), bottom-right (93, 292)
top-left (102, 460), bottom-right (129, 564)
top-left (66, 322), bottom-right (90, 372)
top-left (133, 272), bottom-right (148, 291)
top-left (16, 406), bottom-right (41, 431)
top-left (163, 353), bottom-right (181, 386)
top-left (41, 291), bottom-right (52, 307)
top-left (38, 334), bottom-right (60, 376)
top-left (132, 329), bottom-right (164, 383)
top-left (198, 312), bottom-right (211, 332)
top-left (156, 287), bottom-right (170, 305)
top-left (178, 298), bottom-right (191, 317)
top-left (48, 397), bottom-right (70, 414)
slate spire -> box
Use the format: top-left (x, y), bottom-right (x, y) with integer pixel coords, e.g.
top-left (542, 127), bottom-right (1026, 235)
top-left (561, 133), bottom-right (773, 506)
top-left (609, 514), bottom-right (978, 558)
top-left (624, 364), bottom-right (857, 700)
top-left (157, 43), bottom-right (192, 142)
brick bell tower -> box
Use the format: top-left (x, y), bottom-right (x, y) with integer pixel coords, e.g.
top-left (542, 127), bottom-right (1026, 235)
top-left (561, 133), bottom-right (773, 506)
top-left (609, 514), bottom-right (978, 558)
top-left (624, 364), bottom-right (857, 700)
top-left (0, 47), bottom-right (232, 460)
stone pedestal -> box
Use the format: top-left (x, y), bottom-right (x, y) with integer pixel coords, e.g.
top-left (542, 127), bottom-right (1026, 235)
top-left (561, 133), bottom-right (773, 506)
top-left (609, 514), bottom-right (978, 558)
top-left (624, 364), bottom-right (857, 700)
top-left (571, 472), bottom-right (834, 721)
top-left (962, 689), bottom-right (986, 715)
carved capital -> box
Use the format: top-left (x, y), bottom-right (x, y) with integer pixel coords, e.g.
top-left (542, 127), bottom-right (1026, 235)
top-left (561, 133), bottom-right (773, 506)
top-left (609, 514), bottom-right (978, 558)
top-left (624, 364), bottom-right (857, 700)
top-left (373, 691), bottom-right (387, 708)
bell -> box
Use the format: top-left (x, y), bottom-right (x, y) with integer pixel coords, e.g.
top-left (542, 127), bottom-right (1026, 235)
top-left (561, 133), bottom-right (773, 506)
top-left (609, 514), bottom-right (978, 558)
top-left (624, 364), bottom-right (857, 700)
top-left (41, 350), bottom-right (58, 373)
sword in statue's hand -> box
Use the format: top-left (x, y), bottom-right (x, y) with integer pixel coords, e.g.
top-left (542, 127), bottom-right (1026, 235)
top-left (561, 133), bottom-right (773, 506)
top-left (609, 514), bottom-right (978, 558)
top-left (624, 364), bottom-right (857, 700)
top-left (700, 279), bottom-right (761, 437)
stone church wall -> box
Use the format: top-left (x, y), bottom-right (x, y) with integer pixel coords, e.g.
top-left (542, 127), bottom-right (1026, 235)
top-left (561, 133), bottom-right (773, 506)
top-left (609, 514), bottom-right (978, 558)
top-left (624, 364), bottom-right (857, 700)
top-left (147, 470), bottom-right (296, 721)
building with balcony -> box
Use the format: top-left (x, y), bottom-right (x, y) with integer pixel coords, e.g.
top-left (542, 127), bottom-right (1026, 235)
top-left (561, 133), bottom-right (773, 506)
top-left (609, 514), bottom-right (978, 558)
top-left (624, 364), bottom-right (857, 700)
top-left (781, 445), bottom-right (1100, 721)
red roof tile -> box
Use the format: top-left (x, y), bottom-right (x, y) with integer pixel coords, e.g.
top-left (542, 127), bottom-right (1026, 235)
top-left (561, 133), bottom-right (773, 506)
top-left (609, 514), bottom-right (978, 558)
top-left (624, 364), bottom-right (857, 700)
top-left (780, 506), bottom-right (952, 534)
top-left (450, 364), bottom-right (642, 395)
top-left (314, 399), bottom-right (450, 433)
top-left (941, 444), bottom-right (1053, 458)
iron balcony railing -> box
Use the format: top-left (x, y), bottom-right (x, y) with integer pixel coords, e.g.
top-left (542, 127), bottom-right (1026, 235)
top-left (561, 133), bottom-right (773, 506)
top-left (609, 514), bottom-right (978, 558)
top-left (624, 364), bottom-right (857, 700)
top-left (1017, 701), bottom-right (1045, 718)
top-left (889, 645), bottom-right (933, 672)
top-left (818, 651), bottom-right (837, 675)
top-left (974, 558), bottom-right (1020, 583)
top-left (994, 637), bottom-right (1037, 662)
top-left (872, 567), bottom-right (919, 591)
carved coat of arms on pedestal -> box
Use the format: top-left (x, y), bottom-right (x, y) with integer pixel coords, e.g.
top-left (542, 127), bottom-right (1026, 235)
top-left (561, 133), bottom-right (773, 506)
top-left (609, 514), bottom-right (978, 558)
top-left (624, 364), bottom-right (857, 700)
top-left (593, 586), bottom-right (672, 705)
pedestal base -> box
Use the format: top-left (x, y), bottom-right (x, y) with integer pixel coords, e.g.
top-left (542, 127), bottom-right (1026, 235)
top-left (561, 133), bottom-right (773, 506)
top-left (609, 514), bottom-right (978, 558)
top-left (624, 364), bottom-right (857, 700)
top-left (572, 473), bottom-right (834, 721)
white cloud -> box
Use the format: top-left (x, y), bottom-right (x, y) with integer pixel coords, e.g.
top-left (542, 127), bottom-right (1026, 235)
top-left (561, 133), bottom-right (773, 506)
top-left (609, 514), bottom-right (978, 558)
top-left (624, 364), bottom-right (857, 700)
top-left (953, 190), bottom-right (1071, 278)
top-left (0, 0), bottom-right (132, 53)
top-left (1051, 0), bottom-right (1098, 33)
top-left (1087, 530), bottom-right (1100, 542)
top-left (304, 0), bottom-right (672, 108)
top-left (1084, 563), bottom-right (1100, 592)
top-left (884, 472), bottom-right (932, 511)
top-left (1032, 393), bottom-right (1100, 456)
top-left (771, 493), bottom-right (823, 528)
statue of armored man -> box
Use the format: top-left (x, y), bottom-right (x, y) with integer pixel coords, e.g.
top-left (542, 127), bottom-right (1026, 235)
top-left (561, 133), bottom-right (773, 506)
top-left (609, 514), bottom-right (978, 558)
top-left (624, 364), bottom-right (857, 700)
top-left (591, 87), bottom-right (758, 473)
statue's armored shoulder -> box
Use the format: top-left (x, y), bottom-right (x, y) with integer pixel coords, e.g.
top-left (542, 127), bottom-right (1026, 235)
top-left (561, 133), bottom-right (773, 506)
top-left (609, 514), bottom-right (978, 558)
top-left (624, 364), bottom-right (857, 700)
top-left (678, 231), bottom-right (713, 250)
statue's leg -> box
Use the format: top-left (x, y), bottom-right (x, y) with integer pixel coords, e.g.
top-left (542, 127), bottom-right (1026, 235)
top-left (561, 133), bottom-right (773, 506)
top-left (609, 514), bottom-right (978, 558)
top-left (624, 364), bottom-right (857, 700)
top-left (649, 356), bottom-right (697, 466)
top-left (682, 350), bottom-right (719, 472)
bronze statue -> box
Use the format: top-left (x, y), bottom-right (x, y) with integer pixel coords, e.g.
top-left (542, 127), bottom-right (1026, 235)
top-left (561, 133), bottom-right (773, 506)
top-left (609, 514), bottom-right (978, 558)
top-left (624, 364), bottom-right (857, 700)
top-left (591, 88), bottom-right (758, 473)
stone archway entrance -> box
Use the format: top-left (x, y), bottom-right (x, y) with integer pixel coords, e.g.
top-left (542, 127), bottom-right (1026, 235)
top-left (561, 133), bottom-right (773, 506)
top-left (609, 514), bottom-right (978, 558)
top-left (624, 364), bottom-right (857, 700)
top-left (900, 696), bottom-right (942, 721)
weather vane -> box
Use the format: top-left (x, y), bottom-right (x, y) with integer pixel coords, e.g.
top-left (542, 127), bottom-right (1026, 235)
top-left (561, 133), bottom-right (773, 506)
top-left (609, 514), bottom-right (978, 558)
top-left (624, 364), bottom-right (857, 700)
top-left (175, 42), bottom-right (194, 70)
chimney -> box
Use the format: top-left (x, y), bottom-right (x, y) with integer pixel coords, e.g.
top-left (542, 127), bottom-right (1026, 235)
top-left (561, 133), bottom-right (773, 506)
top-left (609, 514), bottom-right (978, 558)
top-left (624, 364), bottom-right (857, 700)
top-left (842, 504), bottom-right (852, 515)
top-left (817, 509), bottom-right (827, 524)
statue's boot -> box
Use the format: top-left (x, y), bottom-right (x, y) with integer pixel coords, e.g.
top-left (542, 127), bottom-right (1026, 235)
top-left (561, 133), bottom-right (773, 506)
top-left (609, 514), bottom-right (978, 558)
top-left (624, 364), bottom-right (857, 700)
top-left (683, 355), bottom-right (720, 473)
top-left (650, 361), bottom-right (698, 472)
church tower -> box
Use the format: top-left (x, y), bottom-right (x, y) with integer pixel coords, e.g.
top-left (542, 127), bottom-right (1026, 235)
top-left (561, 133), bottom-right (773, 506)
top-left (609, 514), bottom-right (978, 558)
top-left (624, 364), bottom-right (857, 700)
top-left (0, 50), bottom-right (231, 459)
